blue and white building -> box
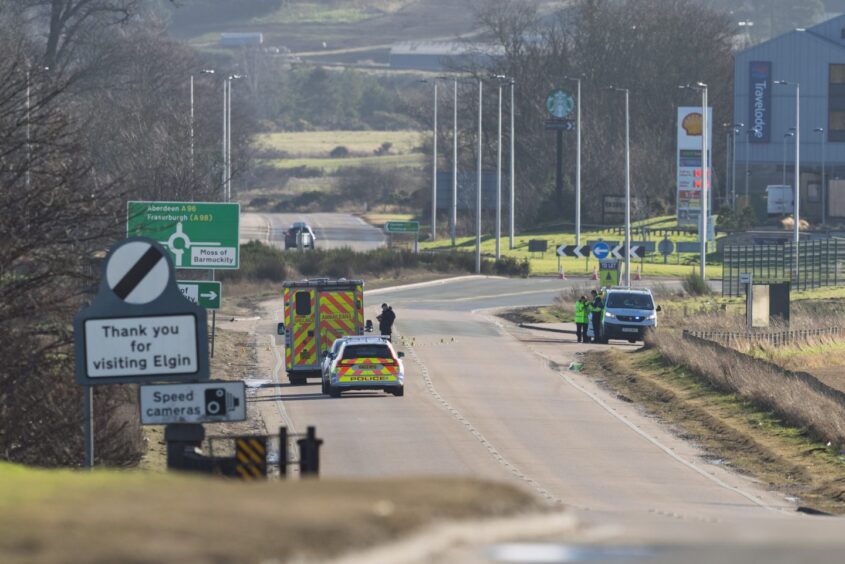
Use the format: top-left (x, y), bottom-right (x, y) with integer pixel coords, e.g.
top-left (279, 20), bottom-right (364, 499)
top-left (734, 13), bottom-right (845, 222)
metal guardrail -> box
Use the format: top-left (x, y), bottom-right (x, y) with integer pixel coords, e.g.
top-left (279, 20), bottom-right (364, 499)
top-left (684, 327), bottom-right (845, 348)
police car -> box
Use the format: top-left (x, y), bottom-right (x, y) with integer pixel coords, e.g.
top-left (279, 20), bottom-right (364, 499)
top-left (589, 287), bottom-right (660, 344)
top-left (322, 336), bottom-right (404, 397)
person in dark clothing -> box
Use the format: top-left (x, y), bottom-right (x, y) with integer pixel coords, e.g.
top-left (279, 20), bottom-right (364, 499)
top-left (590, 290), bottom-right (603, 343)
top-left (377, 303), bottom-right (396, 337)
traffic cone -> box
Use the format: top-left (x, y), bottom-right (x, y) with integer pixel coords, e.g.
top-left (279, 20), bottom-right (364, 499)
top-left (559, 266), bottom-right (567, 280)
top-left (634, 265), bottom-right (642, 281)
top-left (591, 267), bottom-right (599, 281)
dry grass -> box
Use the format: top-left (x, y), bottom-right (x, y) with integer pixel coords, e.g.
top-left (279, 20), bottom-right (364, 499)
top-left (652, 330), bottom-right (845, 448)
top-left (0, 465), bottom-right (538, 563)
top-left (587, 349), bottom-right (845, 513)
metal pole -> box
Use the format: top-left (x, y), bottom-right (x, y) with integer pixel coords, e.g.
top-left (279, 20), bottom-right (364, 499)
top-left (432, 80), bottom-right (438, 241)
top-left (575, 78), bottom-right (582, 247)
top-left (700, 85), bottom-right (708, 281)
top-left (476, 79), bottom-right (483, 274)
top-left (782, 134), bottom-right (788, 185)
top-left (222, 79), bottom-right (227, 201)
top-left (495, 82), bottom-right (502, 258)
top-left (624, 89), bottom-right (631, 286)
top-left (745, 130), bottom-right (750, 202)
top-left (452, 78), bottom-right (458, 247)
top-left (509, 79), bottom-right (515, 250)
top-left (227, 79), bottom-right (232, 202)
top-left (724, 131), bottom-right (730, 211)
top-left (731, 128), bottom-right (738, 210)
top-left (83, 386), bottom-right (93, 468)
top-left (794, 83), bottom-right (801, 281)
top-left (25, 67), bottom-right (31, 189)
top-left (822, 129), bottom-right (827, 225)
top-left (190, 75), bottom-right (195, 177)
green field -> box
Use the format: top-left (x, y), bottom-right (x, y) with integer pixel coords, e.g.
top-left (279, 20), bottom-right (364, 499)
top-left (266, 152), bottom-right (425, 173)
top-left (255, 130), bottom-right (422, 158)
top-left (252, 3), bottom-right (372, 24)
top-left (422, 215), bottom-right (725, 277)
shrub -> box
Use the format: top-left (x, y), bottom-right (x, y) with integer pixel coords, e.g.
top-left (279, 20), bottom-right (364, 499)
top-left (682, 271), bottom-right (711, 296)
top-left (330, 145), bottom-right (349, 158)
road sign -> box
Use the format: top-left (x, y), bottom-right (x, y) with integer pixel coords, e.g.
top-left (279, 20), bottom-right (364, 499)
top-left (557, 244), bottom-right (591, 258)
top-left (658, 238), bottom-right (675, 256)
top-left (676, 241), bottom-right (700, 253)
top-left (544, 119), bottom-right (576, 131)
top-left (599, 259), bottom-right (620, 286)
top-left (739, 272), bottom-right (752, 285)
top-left (610, 245), bottom-right (646, 259)
top-left (384, 221), bottom-right (420, 233)
top-left (139, 381), bottom-right (245, 425)
top-left (127, 201), bottom-right (240, 270)
top-left (546, 89), bottom-right (575, 119)
top-left (74, 238), bottom-right (209, 385)
top-left (592, 241), bottom-right (610, 259)
top-left (177, 280), bottom-right (222, 310)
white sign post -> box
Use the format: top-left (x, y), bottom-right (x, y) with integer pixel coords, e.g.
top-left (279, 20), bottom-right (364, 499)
top-left (74, 238), bottom-right (210, 468)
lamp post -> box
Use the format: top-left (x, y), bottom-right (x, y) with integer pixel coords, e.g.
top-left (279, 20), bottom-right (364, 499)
top-left (781, 131), bottom-right (794, 184)
top-left (608, 86), bottom-right (631, 286)
top-left (452, 78), bottom-right (458, 246)
top-left (432, 79), bottom-right (438, 241)
top-left (509, 78), bottom-right (515, 250)
top-left (723, 123), bottom-right (731, 210)
top-left (223, 74), bottom-right (246, 203)
top-left (732, 123), bottom-right (743, 210)
top-left (680, 82), bottom-right (709, 280)
top-left (491, 74), bottom-right (509, 258)
top-left (191, 69), bottom-right (215, 182)
top-left (564, 76), bottom-right (582, 246)
top-left (775, 80), bottom-right (801, 282)
top-left (814, 127), bottom-right (826, 225)
top-left (476, 78), bottom-right (483, 274)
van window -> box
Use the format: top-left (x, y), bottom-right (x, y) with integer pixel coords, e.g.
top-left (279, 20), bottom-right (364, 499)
top-left (295, 291), bottom-right (311, 315)
top-left (606, 292), bottom-right (654, 310)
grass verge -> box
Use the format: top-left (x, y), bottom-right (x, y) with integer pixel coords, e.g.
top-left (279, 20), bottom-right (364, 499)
top-left (586, 348), bottom-right (845, 513)
top-left (421, 216), bottom-right (725, 277)
top-left (0, 463), bottom-right (538, 563)
top-left (254, 130), bottom-right (422, 157)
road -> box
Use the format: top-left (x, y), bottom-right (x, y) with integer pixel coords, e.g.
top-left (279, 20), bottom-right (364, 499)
top-left (223, 276), bottom-right (845, 562)
top-left (240, 212), bottom-right (385, 252)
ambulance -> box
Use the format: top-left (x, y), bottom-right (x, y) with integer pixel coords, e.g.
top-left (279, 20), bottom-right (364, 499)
top-left (277, 278), bottom-right (366, 385)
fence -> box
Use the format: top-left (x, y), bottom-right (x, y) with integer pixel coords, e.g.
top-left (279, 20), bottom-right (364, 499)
top-left (723, 239), bottom-right (845, 296)
top-left (684, 327), bottom-right (845, 348)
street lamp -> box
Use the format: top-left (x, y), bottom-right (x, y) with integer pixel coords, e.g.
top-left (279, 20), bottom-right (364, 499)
top-left (564, 75), bottom-right (582, 246)
top-left (814, 127), bottom-right (826, 225)
top-left (731, 123), bottom-right (743, 210)
top-left (679, 82), bottom-right (709, 281)
top-left (491, 74), bottom-right (509, 258)
top-left (476, 77), bottom-right (483, 274)
top-left (191, 69), bottom-right (215, 180)
top-left (782, 131), bottom-right (794, 185)
top-left (774, 79), bottom-right (800, 282)
top-left (723, 122), bottom-right (743, 210)
top-left (608, 86), bottom-right (631, 286)
top-left (223, 74), bottom-right (246, 203)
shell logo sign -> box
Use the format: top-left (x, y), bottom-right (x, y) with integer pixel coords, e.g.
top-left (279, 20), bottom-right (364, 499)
top-left (682, 112), bottom-right (703, 136)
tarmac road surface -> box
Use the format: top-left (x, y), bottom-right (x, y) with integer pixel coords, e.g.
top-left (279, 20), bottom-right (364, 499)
top-left (240, 212), bottom-right (385, 252)
top-left (231, 276), bottom-right (844, 562)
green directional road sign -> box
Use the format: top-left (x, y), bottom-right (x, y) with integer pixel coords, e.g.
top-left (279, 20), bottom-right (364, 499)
top-left (384, 221), bottom-right (420, 233)
top-left (127, 201), bottom-right (240, 270)
top-left (177, 280), bottom-right (222, 310)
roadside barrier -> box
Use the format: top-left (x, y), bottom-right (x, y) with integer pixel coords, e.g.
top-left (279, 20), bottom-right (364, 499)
top-left (166, 424), bottom-right (323, 480)
top-left (684, 327), bottom-right (845, 348)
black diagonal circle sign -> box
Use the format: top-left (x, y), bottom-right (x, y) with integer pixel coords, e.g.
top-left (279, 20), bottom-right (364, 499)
top-left (106, 241), bottom-right (169, 304)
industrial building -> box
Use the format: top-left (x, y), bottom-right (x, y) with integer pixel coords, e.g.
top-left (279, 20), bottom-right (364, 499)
top-left (733, 13), bottom-right (845, 224)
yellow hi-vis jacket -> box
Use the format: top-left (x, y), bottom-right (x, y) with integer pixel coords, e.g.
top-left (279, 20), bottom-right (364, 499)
top-left (574, 299), bottom-right (588, 324)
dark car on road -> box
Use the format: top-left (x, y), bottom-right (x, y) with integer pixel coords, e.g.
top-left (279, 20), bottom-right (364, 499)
top-left (284, 222), bottom-right (316, 249)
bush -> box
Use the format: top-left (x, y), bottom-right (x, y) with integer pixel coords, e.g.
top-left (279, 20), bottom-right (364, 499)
top-left (330, 145), bottom-right (349, 158)
top-left (682, 271), bottom-right (711, 296)
top-left (219, 241), bottom-right (288, 283)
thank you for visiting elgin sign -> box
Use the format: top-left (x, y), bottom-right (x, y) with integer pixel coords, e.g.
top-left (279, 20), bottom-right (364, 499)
top-left (74, 238), bottom-right (209, 385)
